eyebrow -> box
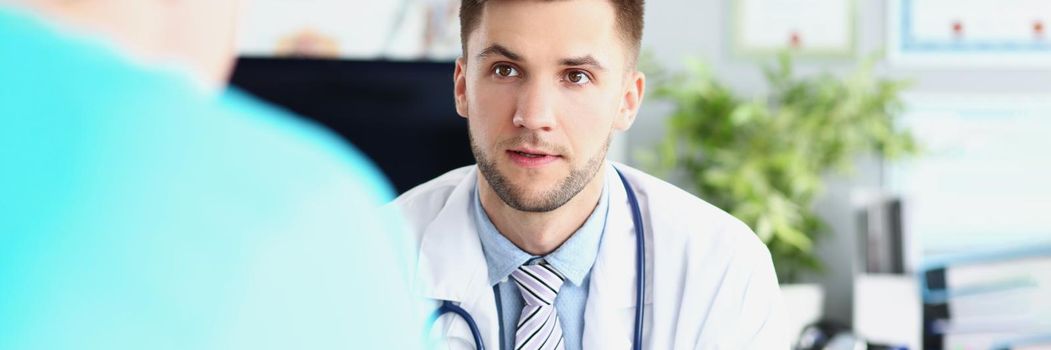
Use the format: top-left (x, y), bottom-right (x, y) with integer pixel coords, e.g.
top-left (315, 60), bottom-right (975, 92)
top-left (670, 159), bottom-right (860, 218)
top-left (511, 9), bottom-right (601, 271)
top-left (476, 44), bottom-right (522, 61)
top-left (561, 55), bottom-right (606, 71)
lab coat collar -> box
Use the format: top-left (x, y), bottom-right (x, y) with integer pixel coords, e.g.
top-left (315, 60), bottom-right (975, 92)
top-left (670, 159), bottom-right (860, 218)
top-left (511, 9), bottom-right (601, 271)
top-left (583, 163), bottom-right (655, 350)
top-left (414, 168), bottom-right (489, 303)
top-left (414, 168), bottom-right (500, 350)
top-left (587, 162), bottom-right (654, 309)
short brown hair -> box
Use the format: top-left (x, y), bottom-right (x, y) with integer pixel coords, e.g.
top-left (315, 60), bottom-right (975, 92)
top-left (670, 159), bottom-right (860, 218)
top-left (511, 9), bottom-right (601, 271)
top-left (459, 0), bottom-right (645, 64)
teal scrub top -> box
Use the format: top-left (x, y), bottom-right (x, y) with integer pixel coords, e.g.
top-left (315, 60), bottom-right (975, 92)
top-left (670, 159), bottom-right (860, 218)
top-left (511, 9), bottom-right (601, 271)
top-left (0, 7), bottom-right (425, 349)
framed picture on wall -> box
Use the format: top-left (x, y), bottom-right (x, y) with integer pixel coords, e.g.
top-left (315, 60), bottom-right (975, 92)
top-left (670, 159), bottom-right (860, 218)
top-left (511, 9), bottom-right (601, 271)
top-left (731, 0), bottom-right (856, 58)
top-left (887, 0), bottom-right (1051, 67)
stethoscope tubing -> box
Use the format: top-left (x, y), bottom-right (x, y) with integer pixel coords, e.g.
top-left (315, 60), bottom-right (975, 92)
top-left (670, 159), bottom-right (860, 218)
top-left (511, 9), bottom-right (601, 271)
top-left (617, 168), bottom-right (646, 350)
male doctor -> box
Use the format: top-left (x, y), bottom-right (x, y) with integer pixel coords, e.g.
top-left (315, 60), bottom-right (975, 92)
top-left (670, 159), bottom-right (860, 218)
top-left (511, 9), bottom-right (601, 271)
top-left (394, 0), bottom-right (788, 349)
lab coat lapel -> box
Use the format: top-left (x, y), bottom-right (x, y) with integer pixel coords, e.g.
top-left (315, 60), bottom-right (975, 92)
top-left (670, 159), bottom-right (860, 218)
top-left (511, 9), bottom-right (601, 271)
top-left (415, 168), bottom-right (500, 350)
top-left (582, 163), bottom-right (654, 350)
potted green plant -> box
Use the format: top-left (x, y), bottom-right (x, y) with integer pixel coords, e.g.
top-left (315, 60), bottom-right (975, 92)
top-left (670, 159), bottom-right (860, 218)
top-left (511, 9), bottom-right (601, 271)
top-left (640, 52), bottom-right (917, 337)
top-left (643, 53), bottom-right (916, 282)
top-left (634, 53), bottom-right (916, 334)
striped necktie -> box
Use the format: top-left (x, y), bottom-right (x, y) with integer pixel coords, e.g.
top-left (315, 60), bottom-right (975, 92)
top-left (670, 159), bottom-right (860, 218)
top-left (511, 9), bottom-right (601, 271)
top-left (510, 262), bottom-right (566, 350)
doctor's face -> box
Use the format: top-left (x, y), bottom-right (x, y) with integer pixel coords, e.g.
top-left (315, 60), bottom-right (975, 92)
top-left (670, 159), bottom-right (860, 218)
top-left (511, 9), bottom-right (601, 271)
top-left (454, 0), bottom-right (644, 212)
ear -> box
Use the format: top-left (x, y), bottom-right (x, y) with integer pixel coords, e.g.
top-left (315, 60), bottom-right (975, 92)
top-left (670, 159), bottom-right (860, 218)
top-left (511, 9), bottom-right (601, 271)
top-left (454, 57), bottom-right (469, 119)
top-left (613, 70), bottom-right (645, 131)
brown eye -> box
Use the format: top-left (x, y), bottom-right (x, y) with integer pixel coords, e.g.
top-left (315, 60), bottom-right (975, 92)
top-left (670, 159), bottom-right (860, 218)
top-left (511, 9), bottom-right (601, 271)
top-left (494, 65), bottom-right (519, 77)
top-left (566, 70), bottom-right (591, 85)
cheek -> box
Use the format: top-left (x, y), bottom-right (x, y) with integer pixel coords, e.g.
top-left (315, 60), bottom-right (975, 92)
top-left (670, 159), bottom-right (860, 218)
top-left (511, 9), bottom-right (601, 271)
top-left (466, 77), bottom-right (518, 145)
top-left (557, 91), bottom-right (619, 153)
top-left (470, 84), bottom-right (517, 119)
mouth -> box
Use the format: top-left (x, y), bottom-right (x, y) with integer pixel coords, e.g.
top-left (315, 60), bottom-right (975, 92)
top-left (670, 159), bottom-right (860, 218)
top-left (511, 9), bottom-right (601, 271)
top-left (506, 148), bottom-right (561, 168)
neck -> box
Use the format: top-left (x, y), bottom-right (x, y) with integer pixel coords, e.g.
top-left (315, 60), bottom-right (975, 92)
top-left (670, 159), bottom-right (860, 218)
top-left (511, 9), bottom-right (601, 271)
top-left (26, 0), bottom-right (226, 91)
top-left (31, 1), bottom-right (162, 58)
top-left (478, 166), bottom-right (606, 256)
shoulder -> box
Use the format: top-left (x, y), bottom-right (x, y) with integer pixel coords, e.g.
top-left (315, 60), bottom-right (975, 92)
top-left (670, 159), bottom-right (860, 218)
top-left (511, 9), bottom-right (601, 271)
top-left (616, 165), bottom-right (784, 344)
top-left (388, 165), bottom-right (476, 233)
top-left (615, 163), bottom-right (772, 268)
top-left (155, 88), bottom-right (398, 215)
top-left (394, 165), bottom-right (475, 205)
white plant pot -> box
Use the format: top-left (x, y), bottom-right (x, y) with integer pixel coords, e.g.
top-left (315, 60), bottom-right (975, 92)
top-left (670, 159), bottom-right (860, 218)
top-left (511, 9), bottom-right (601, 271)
top-left (781, 283), bottom-right (825, 344)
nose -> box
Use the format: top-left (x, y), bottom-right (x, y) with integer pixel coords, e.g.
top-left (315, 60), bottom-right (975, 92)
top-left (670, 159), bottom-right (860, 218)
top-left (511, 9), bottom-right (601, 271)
top-left (512, 80), bottom-right (557, 131)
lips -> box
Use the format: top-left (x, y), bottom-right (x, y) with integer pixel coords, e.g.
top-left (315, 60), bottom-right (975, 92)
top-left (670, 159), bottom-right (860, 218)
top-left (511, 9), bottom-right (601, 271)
top-left (511, 149), bottom-right (550, 157)
top-left (506, 148), bottom-right (560, 168)
top-left (513, 151), bottom-right (544, 158)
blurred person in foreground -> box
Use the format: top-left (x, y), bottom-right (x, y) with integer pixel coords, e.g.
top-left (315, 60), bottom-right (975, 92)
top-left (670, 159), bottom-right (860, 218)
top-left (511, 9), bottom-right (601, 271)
top-left (0, 0), bottom-right (424, 349)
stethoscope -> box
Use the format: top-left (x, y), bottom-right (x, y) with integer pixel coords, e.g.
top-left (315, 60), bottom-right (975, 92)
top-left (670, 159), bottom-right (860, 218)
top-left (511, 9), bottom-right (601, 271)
top-left (429, 167), bottom-right (646, 350)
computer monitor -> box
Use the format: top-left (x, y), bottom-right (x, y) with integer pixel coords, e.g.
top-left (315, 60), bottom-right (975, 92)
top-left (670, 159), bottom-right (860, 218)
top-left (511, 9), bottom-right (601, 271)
top-left (230, 57), bottom-right (473, 194)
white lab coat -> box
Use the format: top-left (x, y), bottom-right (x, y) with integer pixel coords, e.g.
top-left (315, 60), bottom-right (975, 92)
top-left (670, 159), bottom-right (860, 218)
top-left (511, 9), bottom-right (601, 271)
top-left (392, 162), bottom-right (788, 350)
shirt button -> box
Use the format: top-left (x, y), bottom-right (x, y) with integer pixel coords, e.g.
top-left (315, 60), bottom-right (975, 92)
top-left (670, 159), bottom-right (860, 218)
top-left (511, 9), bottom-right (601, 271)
top-left (500, 277), bottom-right (508, 283)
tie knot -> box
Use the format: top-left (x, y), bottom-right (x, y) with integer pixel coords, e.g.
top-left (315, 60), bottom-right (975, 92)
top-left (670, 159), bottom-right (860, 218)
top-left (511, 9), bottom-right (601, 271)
top-left (511, 262), bottom-right (566, 306)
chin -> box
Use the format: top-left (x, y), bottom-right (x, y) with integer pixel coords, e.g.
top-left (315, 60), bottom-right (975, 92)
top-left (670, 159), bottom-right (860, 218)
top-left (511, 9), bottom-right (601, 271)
top-left (505, 179), bottom-right (558, 197)
top-left (504, 168), bottom-right (565, 187)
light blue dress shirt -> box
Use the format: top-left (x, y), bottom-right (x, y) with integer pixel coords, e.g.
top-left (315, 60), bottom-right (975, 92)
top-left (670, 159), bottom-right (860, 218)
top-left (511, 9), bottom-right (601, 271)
top-left (473, 175), bottom-right (610, 350)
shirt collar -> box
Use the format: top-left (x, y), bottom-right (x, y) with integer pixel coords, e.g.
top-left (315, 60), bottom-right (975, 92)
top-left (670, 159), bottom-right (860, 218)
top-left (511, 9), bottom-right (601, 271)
top-left (473, 167), bottom-right (611, 287)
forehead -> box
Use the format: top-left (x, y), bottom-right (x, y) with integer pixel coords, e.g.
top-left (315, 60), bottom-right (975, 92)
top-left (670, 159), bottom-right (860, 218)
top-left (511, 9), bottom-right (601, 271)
top-left (468, 0), bottom-right (626, 66)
